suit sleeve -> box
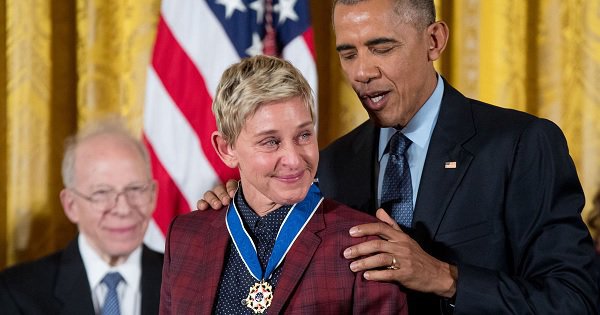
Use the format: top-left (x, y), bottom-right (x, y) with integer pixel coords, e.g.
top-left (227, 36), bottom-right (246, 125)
top-left (352, 237), bottom-right (408, 314)
top-left (0, 273), bottom-right (23, 314)
top-left (454, 119), bottom-right (598, 314)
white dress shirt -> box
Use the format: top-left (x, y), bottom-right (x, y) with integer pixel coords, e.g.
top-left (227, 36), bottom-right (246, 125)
top-left (79, 234), bottom-right (142, 315)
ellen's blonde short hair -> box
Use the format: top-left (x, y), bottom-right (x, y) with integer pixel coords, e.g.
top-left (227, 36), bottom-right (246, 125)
top-left (212, 55), bottom-right (315, 144)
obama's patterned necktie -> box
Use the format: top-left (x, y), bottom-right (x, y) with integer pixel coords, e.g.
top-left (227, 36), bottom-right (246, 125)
top-left (381, 132), bottom-right (413, 228)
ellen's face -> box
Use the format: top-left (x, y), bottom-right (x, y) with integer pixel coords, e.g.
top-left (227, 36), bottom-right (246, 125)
top-left (230, 97), bottom-right (318, 213)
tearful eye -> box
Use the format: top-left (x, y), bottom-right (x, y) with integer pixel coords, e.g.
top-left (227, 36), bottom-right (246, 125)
top-left (294, 129), bottom-right (312, 144)
top-left (261, 138), bottom-right (280, 148)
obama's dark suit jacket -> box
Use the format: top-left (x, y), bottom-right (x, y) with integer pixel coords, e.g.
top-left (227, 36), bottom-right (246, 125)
top-left (318, 79), bottom-right (598, 314)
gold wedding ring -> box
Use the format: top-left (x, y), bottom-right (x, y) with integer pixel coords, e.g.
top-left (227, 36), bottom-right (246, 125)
top-left (387, 255), bottom-right (399, 270)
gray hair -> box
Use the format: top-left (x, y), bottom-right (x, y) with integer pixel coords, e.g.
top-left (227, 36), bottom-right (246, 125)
top-left (61, 116), bottom-right (151, 187)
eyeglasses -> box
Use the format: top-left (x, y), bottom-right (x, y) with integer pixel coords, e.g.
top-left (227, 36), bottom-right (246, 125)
top-left (69, 181), bottom-right (155, 211)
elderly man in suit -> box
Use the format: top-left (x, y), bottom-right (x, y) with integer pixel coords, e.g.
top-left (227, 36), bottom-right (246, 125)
top-left (0, 119), bottom-right (163, 315)
top-left (200, 0), bottom-right (598, 313)
top-left (160, 55), bottom-right (407, 314)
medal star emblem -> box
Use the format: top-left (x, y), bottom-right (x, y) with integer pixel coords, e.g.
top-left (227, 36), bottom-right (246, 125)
top-left (245, 281), bottom-right (274, 314)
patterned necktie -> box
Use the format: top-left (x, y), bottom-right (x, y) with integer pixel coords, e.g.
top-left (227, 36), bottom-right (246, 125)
top-left (381, 132), bottom-right (413, 228)
top-left (101, 272), bottom-right (123, 315)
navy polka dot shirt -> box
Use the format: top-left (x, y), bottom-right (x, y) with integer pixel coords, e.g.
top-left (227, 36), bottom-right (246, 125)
top-left (214, 187), bottom-right (291, 314)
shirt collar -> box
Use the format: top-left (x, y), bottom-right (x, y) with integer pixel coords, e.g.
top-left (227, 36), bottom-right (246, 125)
top-left (79, 234), bottom-right (142, 291)
top-left (235, 184), bottom-right (291, 232)
top-left (378, 74), bottom-right (444, 160)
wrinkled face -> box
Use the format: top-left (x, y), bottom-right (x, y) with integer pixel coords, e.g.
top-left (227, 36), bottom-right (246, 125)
top-left (334, 0), bottom-right (438, 128)
top-left (229, 97), bottom-right (318, 212)
top-left (61, 134), bottom-right (156, 265)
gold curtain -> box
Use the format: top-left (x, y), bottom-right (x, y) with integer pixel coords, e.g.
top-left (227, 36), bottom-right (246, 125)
top-left (1, 0), bottom-right (599, 269)
top-left (1, 0), bottom-right (78, 269)
top-left (437, 0), bottom-right (600, 236)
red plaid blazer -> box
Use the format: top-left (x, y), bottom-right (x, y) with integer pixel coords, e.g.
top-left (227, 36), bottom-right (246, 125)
top-left (160, 198), bottom-right (407, 314)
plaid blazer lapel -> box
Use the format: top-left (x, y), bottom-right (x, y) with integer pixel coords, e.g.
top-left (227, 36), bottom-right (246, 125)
top-left (179, 210), bottom-right (229, 313)
top-left (201, 210), bottom-right (230, 312)
top-left (268, 205), bottom-right (325, 313)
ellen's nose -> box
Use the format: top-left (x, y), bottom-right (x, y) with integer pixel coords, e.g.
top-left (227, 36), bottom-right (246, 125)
top-left (280, 144), bottom-right (302, 167)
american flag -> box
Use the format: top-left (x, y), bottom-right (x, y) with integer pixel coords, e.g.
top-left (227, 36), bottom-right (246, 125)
top-left (142, 0), bottom-right (317, 252)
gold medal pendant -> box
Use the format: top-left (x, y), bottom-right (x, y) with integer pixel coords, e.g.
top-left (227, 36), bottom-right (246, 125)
top-left (244, 281), bottom-right (273, 314)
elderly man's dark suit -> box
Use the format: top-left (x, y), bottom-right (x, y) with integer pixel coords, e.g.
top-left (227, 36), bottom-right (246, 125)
top-left (0, 238), bottom-right (163, 315)
top-left (318, 79), bottom-right (598, 314)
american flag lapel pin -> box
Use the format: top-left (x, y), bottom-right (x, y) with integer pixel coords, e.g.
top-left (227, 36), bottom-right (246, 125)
top-left (445, 161), bottom-right (457, 169)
